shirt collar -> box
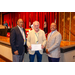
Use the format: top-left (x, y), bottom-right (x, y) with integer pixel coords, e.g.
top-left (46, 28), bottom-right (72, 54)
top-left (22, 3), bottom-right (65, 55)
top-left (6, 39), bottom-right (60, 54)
top-left (17, 25), bottom-right (23, 30)
top-left (33, 29), bottom-right (40, 33)
top-left (51, 30), bottom-right (57, 34)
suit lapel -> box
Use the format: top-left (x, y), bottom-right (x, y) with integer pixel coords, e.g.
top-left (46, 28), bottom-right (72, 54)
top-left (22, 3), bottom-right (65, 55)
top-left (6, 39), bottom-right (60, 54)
top-left (23, 28), bottom-right (26, 38)
top-left (47, 33), bottom-right (51, 41)
top-left (50, 30), bottom-right (57, 38)
top-left (48, 30), bottom-right (57, 41)
top-left (16, 26), bottom-right (23, 40)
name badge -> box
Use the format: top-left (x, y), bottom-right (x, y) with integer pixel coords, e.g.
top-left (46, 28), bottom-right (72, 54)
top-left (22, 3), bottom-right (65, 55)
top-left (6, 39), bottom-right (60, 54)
top-left (24, 39), bottom-right (26, 43)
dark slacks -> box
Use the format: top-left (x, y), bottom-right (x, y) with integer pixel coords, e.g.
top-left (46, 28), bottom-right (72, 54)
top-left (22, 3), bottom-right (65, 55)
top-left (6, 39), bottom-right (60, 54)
top-left (48, 56), bottom-right (60, 62)
top-left (13, 47), bottom-right (25, 62)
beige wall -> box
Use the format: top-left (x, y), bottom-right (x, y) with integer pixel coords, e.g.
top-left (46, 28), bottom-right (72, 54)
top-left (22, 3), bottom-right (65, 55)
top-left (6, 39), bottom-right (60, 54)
top-left (60, 50), bottom-right (75, 62)
top-left (0, 44), bottom-right (13, 61)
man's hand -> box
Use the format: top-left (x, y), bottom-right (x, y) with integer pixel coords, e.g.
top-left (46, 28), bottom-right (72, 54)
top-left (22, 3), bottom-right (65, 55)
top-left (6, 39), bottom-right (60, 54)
top-left (29, 46), bottom-right (32, 50)
top-left (41, 45), bottom-right (44, 49)
top-left (46, 49), bottom-right (50, 54)
top-left (14, 50), bottom-right (19, 55)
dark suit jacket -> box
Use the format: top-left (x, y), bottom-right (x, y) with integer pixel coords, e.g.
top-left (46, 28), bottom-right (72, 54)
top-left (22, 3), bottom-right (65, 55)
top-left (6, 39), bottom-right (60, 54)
top-left (10, 26), bottom-right (27, 55)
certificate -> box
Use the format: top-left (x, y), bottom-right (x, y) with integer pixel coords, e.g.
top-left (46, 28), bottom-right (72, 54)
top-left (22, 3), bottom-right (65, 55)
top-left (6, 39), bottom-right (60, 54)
top-left (31, 44), bottom-right (42, 51)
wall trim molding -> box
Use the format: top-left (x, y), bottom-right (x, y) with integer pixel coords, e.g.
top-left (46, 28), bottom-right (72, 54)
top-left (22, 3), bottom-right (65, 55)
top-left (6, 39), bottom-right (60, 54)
top-left (0, 54), bottom-right (12, 62)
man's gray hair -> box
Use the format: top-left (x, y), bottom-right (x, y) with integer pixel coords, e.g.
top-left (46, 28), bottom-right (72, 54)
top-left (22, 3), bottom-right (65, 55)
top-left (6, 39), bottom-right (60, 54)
top-left (33, 21), bottom-right (39, 25)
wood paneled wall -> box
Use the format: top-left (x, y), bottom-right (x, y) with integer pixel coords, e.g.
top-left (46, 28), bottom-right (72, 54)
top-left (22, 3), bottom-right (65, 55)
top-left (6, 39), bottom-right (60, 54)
top-left (0, 12), bottom-right (2, 25)
top-left (59, 12), bottom-right (75, 41)
top-left (71, 12), bottom-right (75, 41)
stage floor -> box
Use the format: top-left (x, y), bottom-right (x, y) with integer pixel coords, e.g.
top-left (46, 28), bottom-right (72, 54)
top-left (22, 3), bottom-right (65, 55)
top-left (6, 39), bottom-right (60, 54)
top-left (0, 36), bottom-right (75, 62)
top-left (0, 58), bottom-right (5, 62)
top-left (0, 36), bottom-right (75, 47)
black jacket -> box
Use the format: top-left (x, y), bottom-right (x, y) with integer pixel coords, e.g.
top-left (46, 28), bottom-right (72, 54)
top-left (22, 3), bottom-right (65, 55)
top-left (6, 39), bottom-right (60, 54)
top-left (10, 26), bottom-right (27, 55)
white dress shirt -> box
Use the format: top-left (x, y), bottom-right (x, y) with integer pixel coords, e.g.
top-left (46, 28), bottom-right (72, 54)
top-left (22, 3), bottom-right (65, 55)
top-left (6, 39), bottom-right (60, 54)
top-left (17, 25), bottom-right (26, 45)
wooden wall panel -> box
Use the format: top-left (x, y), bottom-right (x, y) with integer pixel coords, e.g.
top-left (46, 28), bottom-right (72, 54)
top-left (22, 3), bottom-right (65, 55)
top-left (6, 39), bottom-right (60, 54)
top-left (65, 12), bottom-right (70, 41)
top-left (59, 12), bottom-right (75, 41)
top-left (0, 12), bottom-right (2, 25)
top-left (60, 12), bottom-right (64, 40)
top-left (71, 12), bottom-right (75, 41)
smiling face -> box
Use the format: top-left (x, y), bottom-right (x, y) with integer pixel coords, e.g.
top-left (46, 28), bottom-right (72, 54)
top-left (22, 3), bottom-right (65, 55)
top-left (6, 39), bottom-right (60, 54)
top-left (33, 21), bottom-right (39, 32)
top-left (17, 19), bottom-right (23, 28)
top-left (50, 23), bottom-right (57, 31)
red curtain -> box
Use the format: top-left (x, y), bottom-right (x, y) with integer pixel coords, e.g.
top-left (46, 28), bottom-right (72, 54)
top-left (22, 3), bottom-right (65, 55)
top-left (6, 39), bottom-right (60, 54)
top-left (14, 12), bottom-right (17, 27)
top-left (26, 12), bottom-right (29, 28)
top-left (31, 12), bottom-right (33, 24)
top-left (47, 12), bottom-right (50, 33)
top-left (11, 12), bottom-right (15, 27)
top-left (52, 12), bottom-right (55, 22)
top-left (9, 13), bottom-right (12, 28)
top-left (4, 13), bottom-right (9, 27)
top-left (3, 12), bottom-right (59, 33)
top-left (22, 12), bottom-right (25, 28)
top-left (39, 12), bottom-right (43, 30)
top-left (35, 12), bottom-right (39, 21)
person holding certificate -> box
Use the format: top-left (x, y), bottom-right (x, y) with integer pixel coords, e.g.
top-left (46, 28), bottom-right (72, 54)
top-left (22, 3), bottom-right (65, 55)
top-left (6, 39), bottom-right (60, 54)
top-left (27, 21), bottom-right (46, 62)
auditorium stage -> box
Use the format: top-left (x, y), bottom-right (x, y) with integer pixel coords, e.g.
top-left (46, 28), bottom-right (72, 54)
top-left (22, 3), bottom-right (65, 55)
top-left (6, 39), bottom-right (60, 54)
top-left (0, 36), bottom-right (75, 62)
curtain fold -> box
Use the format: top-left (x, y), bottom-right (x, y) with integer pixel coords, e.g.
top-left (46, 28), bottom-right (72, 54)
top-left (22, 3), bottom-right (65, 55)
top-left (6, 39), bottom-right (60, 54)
top-left (26, 12), bottom-right (29, 28)
top-left (9, 13), bottom-right (12, 28)
top-left (3, 12), bottom-right (59, 34)
top-left (35, 12), bottom-right (39, 21)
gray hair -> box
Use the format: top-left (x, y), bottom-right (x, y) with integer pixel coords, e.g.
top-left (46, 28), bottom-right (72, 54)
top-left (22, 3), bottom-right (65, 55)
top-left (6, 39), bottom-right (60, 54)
top-left (33, 21), bottom-right (39, 26)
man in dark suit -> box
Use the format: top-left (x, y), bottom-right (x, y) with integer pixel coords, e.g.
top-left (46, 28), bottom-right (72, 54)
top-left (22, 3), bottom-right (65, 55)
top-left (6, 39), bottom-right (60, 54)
top-left (10, 19), bottom-right (27, 62)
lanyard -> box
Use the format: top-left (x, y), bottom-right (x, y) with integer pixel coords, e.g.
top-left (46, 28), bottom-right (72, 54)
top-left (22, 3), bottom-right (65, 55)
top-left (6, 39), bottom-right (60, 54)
top-left (35, 33), bottom-right (39, 43)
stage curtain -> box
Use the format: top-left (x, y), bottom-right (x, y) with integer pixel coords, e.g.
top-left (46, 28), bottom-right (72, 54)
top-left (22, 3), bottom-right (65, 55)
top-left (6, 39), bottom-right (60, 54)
top-left (14, 12), bottom-right (18, 27)
top-left (49, 12), bottom-right (53, 32)
top-left (47, 12), bottom-right (50, 33)
top-left (35, 12), bottom-right (39, 21)
top-left (40, 12), bottom-right (43, 30)
top-left (31, 12), bottom-right (33, 24)
top-left (9, 13), bottom-right (12, 28)
top-left (26, 12), bottom-right (29, 28)
top-left (4, 13), bottom-right (9, 27)
top-left (18, 12), bottom-right (20, 19)
top-left (20, 12), bottom-right (23, 19)
top-left (33, 12), bottom-right (36, 22)
top-left (52, 12), bottom-right (55, 22)
top-left (3, 12), bottom-right (59, 34)
top-left (22, 12), bottom-right (26, 28)
top-left (12, 12), bottom-right (15, 27)
top-left (42, 12), bottom-right (45, 30)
